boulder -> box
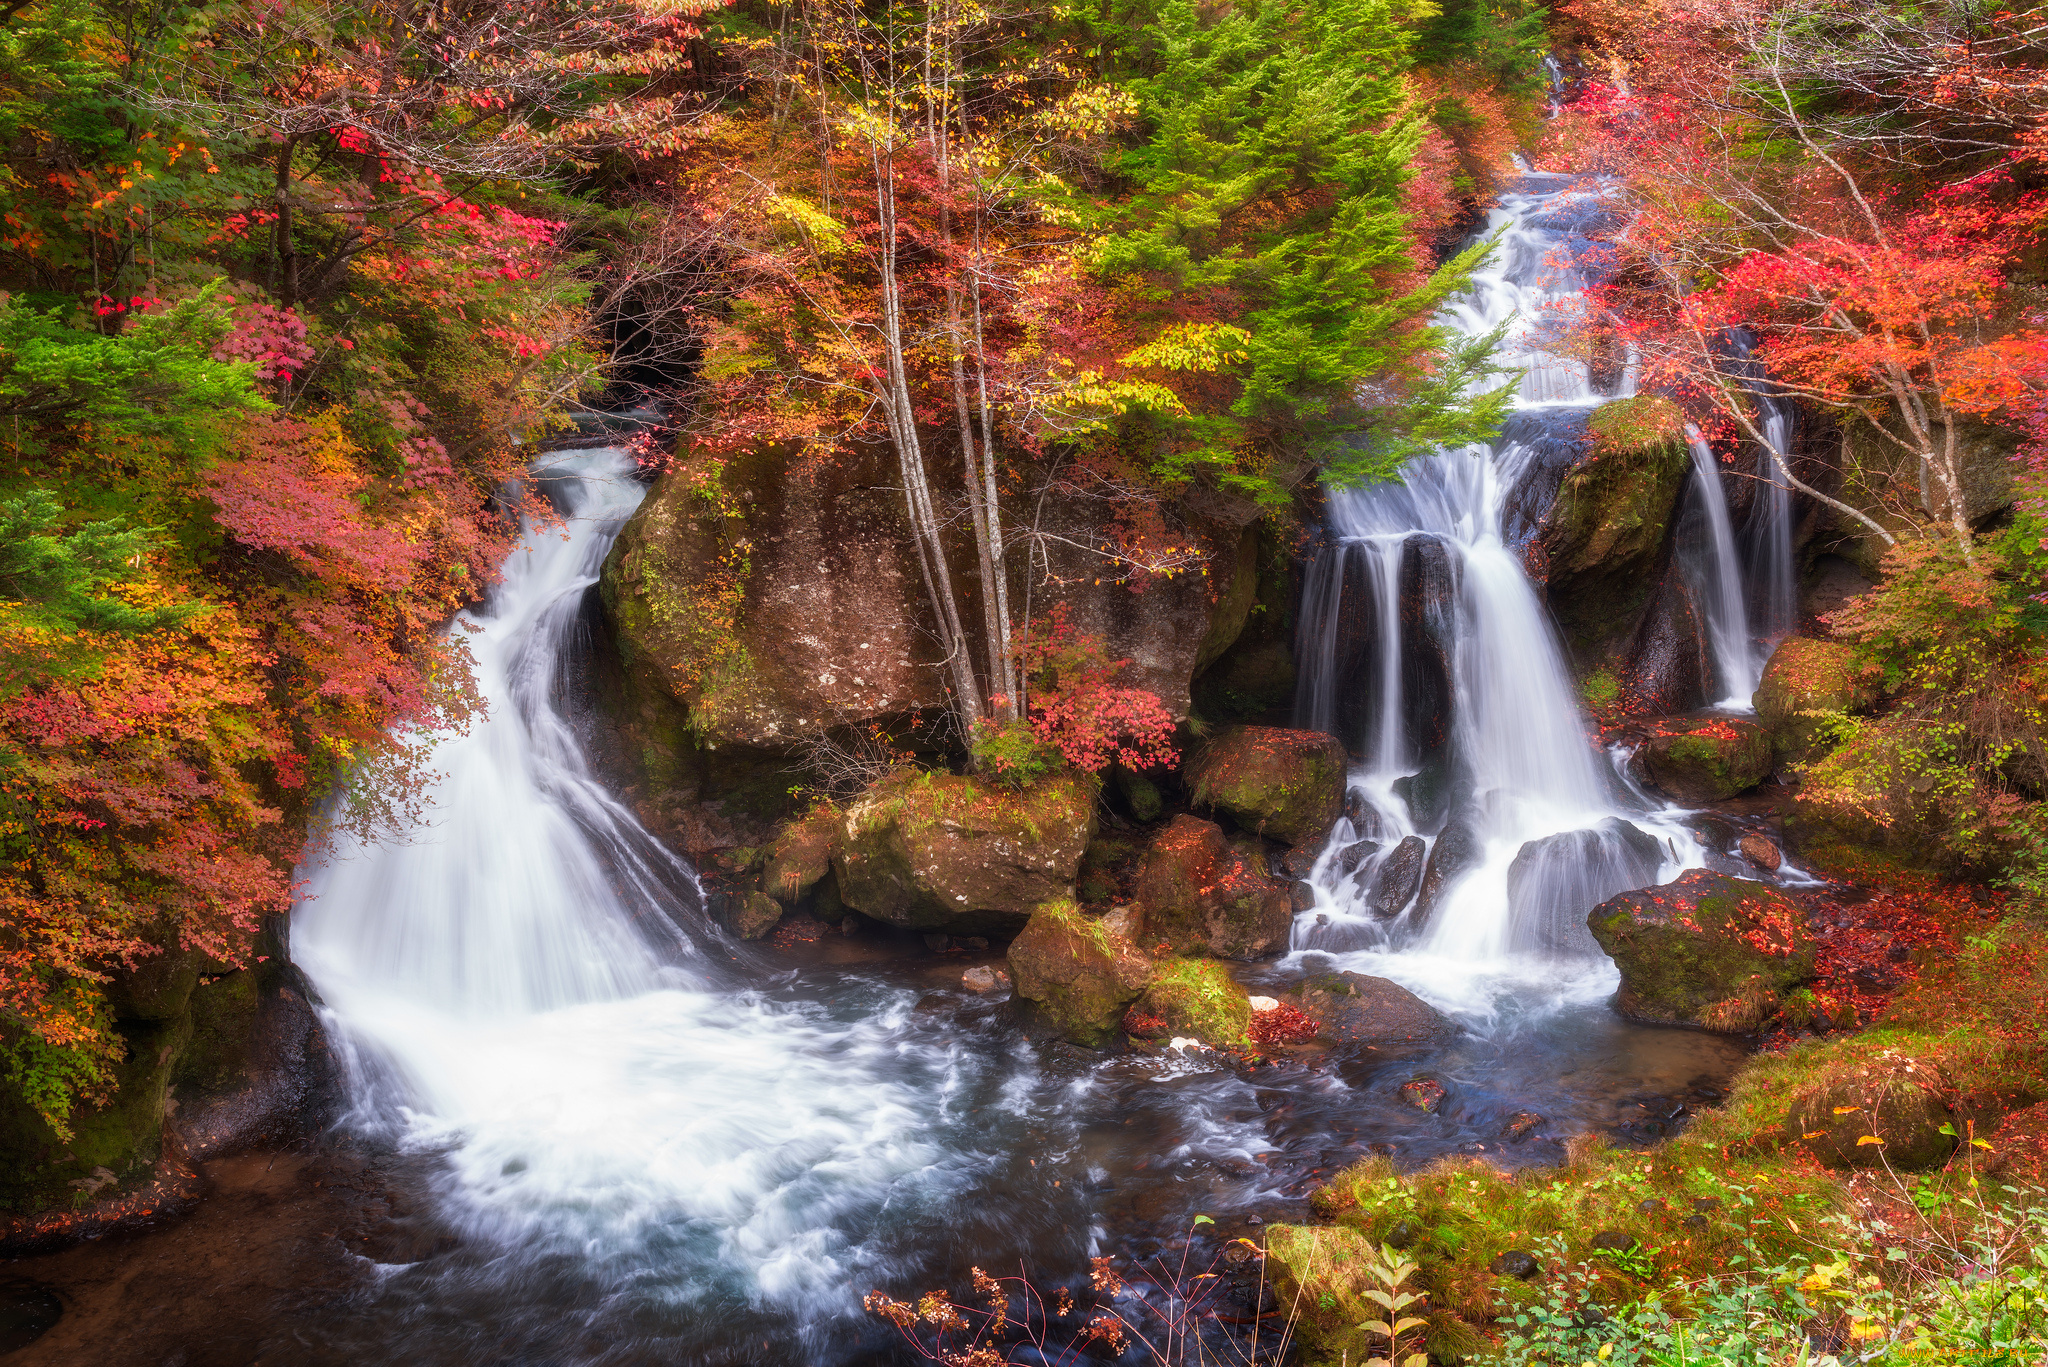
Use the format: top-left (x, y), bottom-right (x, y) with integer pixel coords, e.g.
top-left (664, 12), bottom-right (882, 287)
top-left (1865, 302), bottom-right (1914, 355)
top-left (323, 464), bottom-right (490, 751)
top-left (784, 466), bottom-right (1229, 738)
top-left (1788, 713), bottom-right (1984, 870)
top-left (1783, 1058), bottom-right (1957, 1171)
top-left (1297, 971), bottom-right (1458, 1045)
top-left (1358, 836), bottom-right (1427, 918)
top-left (1129, 959), bottom-right (1253, 1048)
top-left (1754, 638), bottom-right (1880, 760)
top-left (1539, 397), bottom-right (1693, 665)
top-left (602, 445), bottom-right (1262, 749)
top-left (1505, 818), bottom-right (1665, 956)
top-left (1415, 815), bottom-right (1483, 926)
top-left (1130, 816), bottom-right (1294, 960)
top-left (1634, 714), bottom-right (1774, 803)
top-left (1007, 899), bottom-right (1155, 1046)
top-left (1587, 871), bottom-right (1817, 1031)
top-left (1185, 725), bottom-right (1347, 846)
top-left (600, 444), bottom-right (948, 749)
top-left (760, 807), bottom-right (840, 904)
top-left (833, 770), bottom-right (1095, 935)
top-left (717, 890), bottom-right (784, 940)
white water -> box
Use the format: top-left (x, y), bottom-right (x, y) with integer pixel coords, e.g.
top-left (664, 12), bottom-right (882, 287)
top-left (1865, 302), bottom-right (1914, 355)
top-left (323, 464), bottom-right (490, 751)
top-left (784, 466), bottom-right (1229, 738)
top-left (1685, 429), bottom-right (1761, 708)
top-left (1749, 400), bottom-right (1800, 644)
top-left (291, 449), bottom-right (1001, 1322)
top-left (1291, 180), bottom-right (1712, 1021)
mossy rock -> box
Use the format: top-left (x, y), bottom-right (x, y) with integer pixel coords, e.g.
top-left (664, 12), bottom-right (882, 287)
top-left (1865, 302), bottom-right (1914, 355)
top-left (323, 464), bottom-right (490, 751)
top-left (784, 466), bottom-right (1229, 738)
top-left (0, 1011), bottom-right (189, 1214)
top-left (1787, 713), bottom-right (1991, 872)
top-left (1131, 959), bottom-right (1252, 1047)
top-left (173, 970), bottom-right (263, 1095)
top-left (1267, 1223), bottom-right (1482, 1366)
top-left (1782, 1057), bottom-right (1956, 1172)
top-left (761, 807), bottom-right (840, 904)
top-left (1298, 971), bottom-right (1458, 1045)
top-left (1635, 714), bottom-right (1774, 803)
top-left (1184, 725), bottom-right (1346, 846)
top-left (1754, 638), bottom-right (1880, 760)
top-left (833, 769), bottom-right (1096, 935)
top-left (1129, 815), bottom-right (1293, 960)
top-left (1588, 870), bottom-right (1817, 1031)
top-left (1540, 396), bottom-right (1692, 662)
top-left (1006, 899), bottom-right (1154, 1046)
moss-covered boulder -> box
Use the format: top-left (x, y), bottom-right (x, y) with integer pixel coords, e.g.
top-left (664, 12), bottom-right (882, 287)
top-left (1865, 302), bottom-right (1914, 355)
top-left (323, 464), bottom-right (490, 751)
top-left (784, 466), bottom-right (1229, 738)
top-left (833, 770), bottom-right (1095, 935)
top-left (1588, 871), bottom-right (1817, 1031)
top-left (1635, 714), bottom-right (1774, 803)
top-left (1185, 725), bottom-right (1346, 846)
top-left (1782, 1055), bottom-right (1957, 1172)
top-left (1007, 899), bottom-right (1155, 1045)
top-left (1539, 396), bottom-right (1692, 663)
top-left (1129, 959), bottom-right (1252, 1047)
top-left (1298, 971), bottom-right (1458, 1045)
top-left (1787, 713), bottom-right (1994, 872)
top-left (761, 806), bottom-right (840, 904)
top-left (1130, 815), bottom-right (1294, 960)
top-left (1755, 638), bottom-right (1880, 760)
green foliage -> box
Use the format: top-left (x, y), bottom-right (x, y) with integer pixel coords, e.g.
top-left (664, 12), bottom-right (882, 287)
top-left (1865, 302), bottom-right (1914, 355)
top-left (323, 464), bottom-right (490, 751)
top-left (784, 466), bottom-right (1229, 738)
top-left (0, 489), bottom-right (196, 647)
top-left (0, 288), bottom-right (266, 436)
top-left (1091, 0), bottom-right (1511, 503)
top-left (0, 982), bottom-right (121, 1142)
top-left (970, 717), bottom-right (1061, 789)
top-left (1410, 0), bottom-right (1549, 93)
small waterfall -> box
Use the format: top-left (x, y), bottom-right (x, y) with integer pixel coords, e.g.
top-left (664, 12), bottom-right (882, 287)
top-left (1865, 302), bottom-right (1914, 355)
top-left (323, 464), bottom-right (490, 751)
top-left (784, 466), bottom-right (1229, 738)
top-left (1682, 428), bottom-right (1760, 708)
top-left (1292, 179), bottom-right (1704, 1015)
top-left (292, 448), bottom-right (992, 1329)
top-left (1747, 398), bottom-right (1800, 643)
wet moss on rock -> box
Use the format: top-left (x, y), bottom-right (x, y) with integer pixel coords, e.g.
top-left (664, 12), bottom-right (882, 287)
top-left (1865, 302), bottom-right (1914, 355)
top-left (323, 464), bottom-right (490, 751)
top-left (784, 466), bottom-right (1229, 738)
top-left (1006, 898), bottom-right (1154, 1046)
top-left (1130, 959), bottom-right (1252, 1047)
top-left (1184, 725), bottom-right (1346, 846)
top-left (1587, 870), bottom-right (1817, 1031)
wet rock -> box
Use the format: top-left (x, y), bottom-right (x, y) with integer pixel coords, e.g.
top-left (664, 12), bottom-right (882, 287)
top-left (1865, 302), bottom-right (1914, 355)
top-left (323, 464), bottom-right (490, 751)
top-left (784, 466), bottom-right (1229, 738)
top-left (1281, 845), bottom-right (1322, 880)
top-left (1637, 1199), bottom-right (1666, 1216)
top-left (721, 890), bottom-right (784, 940)
top-left (1298, 972), bottom-right (1457, 1046)
top-left (1739, 833), bottom-right (1783, 872)
top-left (1343, 788), bottom-right (1382, 835)
top-left (1397, 1076), bottom-right (1448, 1113)
top-left (923, 933), bottom-right (953, 952)
top-left (1783, 1057), bottom-right (1957, 1171)
top-left (833, 770), bottom-right (1094, 935)
top-left (1589, 1231), bottom-right (1637, 1253)
top-left (1006, 899), bottom-right (1154, 1046)
top-left (1099, 904), bottom-right (1144, 942)
top-left (1398, 536), bottom-right (1459, 764)
top-left (1504, 818), bottom-right (1664, 956)
top-left (761, 808), bottom-right (839, 904)
top-left (961, 965), bottom-right (1011, 994)
top-left (1538, 397), bottom-right (1693, 666)
top-left (1360, 836), bottom-right (1427, 918)
top-left (1587, 870), bottom-right (1817, 1031)
top-left (1334, 839), bottom-right (1381, 876)
top-left (1114, 766), bottom-right (1166, 823)
top-left (1635, 714), bottom-right (1774, 803)
top-left (1185, 725), bottom-right (1347, 846)
top-left (1131, 959), bottom-right (1253, 1047)
top-left (1384, 1219), bottom-right (1418, 1250)
top-left (1503, 1111), bottom-right (1543, 1144)
top-left (1616, 574), bottom-right (1712, 716)
top-left (1755, 638), bottom-right (1881, 761)
top-left (1414, 814), bottom-right (1483, 926)
top-left (1391, 760), bottom-right (1457, 834)
top-left (1691, 815), bottom-right (1738, 850)
top-left (1490, 1250), bottom-right (1540, 1280)
top-left (1289, 881), bottom-right (1317, 913)
top-left (1130, 815), bottom-right (1294, 960)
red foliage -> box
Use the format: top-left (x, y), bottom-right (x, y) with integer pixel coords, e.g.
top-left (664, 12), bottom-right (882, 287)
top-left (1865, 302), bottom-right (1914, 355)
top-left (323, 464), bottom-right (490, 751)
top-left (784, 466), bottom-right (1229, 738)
top-left (1016, 605), bottom-right (1176, 774)
top-left (1248, 1002), bottom-right (1318, 1048)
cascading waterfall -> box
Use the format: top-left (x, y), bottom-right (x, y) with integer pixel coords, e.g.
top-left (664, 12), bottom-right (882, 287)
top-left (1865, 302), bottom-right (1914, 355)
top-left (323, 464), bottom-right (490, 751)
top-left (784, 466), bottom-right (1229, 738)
top-left (1747, 398), bottom-right (1800, 643)
top-left (291, 448), bottom-right (1027, 1351)
top-left (1683, 428), bottom-right (1761, 708)
top-left (1292, 177), bottom-right (1709, 1016)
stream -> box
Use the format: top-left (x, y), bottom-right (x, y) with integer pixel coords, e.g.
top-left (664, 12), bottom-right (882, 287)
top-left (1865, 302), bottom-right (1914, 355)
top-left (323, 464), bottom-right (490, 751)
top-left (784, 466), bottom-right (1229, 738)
top-left (3, 172), bottom-right (1793, 1367)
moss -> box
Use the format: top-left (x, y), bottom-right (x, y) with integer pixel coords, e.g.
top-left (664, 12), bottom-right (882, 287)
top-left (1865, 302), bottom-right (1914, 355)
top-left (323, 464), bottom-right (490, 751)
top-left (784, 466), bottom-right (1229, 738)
top-left (1185, 725), bottom-right (1346, 845)
top-left (1588, 872), bottom-right (1815, 1029)
top-left (1132, 958), bottom-right (1252, 1047)
top-left (1006, 898), bottom-right (1153, 1044)
top-left (173, 970), bottom-right (262, 1095)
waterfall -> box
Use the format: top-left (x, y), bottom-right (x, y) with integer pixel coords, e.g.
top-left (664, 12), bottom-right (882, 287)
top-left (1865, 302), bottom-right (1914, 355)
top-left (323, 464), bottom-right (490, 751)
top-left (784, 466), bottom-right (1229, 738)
top-left (291, 448), bottom-right (997, 1330)
top-left (1292, 178), bottom-right (1705, 1016)
top-left (1683, 428), bottom-right (1760, 708)
top-left (1747, 398), bottom-right (1800, 643)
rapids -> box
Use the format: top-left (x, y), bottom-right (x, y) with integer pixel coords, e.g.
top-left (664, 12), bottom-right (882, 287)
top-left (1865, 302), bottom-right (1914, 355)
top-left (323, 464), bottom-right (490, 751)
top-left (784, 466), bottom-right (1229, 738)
top-left (256, 176), bottom-right (1773, 1365)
